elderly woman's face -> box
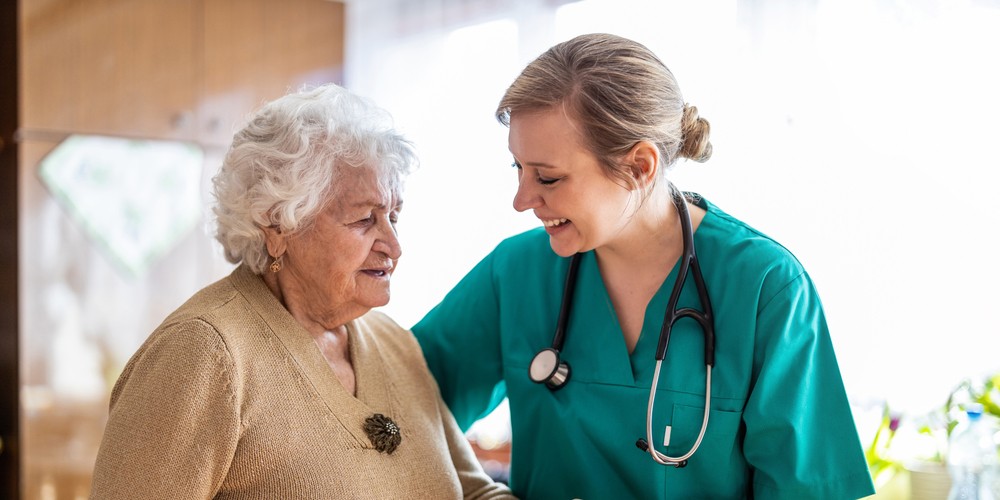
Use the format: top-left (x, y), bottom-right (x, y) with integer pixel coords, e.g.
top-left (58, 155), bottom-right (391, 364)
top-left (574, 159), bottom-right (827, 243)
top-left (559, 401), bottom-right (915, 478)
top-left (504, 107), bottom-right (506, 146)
top-left (277, 166), bottom-right (402, 320)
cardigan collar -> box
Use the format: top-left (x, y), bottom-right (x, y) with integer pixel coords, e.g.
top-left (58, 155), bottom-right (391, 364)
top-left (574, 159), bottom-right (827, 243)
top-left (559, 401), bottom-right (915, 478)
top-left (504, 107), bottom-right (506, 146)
top-left (228, 263), bottom-right (398, 448)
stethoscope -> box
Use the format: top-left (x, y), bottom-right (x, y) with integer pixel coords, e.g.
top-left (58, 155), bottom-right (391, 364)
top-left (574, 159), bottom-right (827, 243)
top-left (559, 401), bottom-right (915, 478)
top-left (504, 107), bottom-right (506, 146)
top-left (528, 186), bottom-right (716, 468)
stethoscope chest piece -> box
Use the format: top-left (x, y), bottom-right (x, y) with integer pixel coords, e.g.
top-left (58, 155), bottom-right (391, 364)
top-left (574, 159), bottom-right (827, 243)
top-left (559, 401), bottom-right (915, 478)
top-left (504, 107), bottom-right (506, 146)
top-left (529, 347), bottom-right (571, 390)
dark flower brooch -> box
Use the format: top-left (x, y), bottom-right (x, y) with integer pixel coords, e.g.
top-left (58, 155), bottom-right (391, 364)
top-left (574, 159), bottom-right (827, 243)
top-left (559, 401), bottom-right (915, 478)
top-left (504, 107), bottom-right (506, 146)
top-left (363, 413), bottom-right (402, 454)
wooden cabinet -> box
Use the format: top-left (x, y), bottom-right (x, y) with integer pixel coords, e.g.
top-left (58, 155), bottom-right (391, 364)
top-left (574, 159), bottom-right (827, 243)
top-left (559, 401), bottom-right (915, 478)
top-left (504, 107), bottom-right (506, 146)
top-left (20, 0), bottom-right (345, 144)
top-left (21, 0), bottom-right (201, 140)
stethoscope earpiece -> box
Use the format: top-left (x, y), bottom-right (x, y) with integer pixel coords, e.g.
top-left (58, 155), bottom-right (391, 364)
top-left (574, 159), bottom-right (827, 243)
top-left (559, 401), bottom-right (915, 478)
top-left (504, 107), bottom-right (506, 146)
top-left (529, 347), bottom-right (571, 390)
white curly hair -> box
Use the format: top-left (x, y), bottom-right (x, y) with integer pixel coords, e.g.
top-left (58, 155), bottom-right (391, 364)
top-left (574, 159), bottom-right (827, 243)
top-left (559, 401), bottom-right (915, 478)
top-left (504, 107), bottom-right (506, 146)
top-left (212, 83), bottom-right (417, 274)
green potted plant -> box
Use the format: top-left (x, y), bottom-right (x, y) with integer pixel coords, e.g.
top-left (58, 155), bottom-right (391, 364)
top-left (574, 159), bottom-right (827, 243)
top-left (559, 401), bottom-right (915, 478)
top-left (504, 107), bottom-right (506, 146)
top-left (865, 371), bottom-right (999, 500)
top-left (867, 402), bottom-right (907, 498)
top-left (910, 371), bottom-right (1000, 500)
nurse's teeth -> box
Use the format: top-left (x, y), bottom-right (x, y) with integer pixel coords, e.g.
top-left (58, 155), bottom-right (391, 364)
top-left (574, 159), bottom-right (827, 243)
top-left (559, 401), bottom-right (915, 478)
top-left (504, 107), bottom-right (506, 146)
top-left (543, 218), bottom-right (568, 227)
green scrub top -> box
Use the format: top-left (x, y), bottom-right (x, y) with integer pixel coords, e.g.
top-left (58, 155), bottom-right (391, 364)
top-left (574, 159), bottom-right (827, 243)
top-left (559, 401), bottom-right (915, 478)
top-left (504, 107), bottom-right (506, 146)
top-left (413, 197), bottom-right (874, 499)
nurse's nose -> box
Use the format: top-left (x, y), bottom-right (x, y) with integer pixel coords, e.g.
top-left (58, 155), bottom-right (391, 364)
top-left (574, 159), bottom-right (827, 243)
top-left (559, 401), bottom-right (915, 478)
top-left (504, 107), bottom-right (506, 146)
top-left (512, 171), bottom-right (542, 213)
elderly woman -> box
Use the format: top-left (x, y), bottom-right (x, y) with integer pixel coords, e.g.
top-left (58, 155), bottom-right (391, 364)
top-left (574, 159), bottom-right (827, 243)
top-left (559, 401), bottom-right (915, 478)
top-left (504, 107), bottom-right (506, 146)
top-left (90, 84), bottom-right (514, 499)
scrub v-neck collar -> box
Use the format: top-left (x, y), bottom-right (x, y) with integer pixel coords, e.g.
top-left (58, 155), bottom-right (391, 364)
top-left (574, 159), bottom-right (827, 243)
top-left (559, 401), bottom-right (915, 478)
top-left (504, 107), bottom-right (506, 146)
top-left (566, 198), bottom-right (714, 387)
top-left (568, 251), bottom-right (681, 386)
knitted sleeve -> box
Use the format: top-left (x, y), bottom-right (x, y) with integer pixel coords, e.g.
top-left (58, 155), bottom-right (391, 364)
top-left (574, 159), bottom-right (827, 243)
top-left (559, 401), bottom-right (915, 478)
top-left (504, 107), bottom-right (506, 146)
top-left (438, 394), bottom-right (518, 500)
top-left (90, 319), bottom-right (241, 500)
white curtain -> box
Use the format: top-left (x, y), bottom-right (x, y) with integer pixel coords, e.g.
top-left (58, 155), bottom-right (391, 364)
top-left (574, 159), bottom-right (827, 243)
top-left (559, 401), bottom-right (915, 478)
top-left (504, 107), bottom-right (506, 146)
top-left (344, 0), bottom-right (1000, 425)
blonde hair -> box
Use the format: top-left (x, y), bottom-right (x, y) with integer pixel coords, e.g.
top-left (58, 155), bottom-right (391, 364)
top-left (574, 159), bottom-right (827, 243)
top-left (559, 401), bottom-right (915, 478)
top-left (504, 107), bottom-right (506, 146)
top-left (212, 83), bottom-right (416, 274)
top-left (496, 33), bottom-right (711, 192)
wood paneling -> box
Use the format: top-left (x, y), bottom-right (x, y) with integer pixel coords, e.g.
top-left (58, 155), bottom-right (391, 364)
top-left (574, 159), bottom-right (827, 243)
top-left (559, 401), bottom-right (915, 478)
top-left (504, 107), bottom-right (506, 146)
top-left (20, 0), bottom-right (344, 144)
top-left (200, 0), bottom-right (345, 145)
top-left (20, 0), bottom-right (200, 140)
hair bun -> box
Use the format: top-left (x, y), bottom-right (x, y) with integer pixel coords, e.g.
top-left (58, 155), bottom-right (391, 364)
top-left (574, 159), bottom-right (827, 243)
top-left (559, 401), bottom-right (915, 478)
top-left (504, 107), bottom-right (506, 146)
top-left (679, 104), bottom-right (713, 163)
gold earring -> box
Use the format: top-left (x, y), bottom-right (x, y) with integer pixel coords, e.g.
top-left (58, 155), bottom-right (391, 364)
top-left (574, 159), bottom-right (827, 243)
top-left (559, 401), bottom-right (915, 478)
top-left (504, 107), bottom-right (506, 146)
top-left (269, 255), bottom-right (283, 273)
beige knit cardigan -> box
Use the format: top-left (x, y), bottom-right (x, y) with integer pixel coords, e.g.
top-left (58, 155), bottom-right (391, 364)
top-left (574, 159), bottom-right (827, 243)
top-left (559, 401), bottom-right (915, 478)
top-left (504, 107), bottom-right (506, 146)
top-left (90, 264), bottom-right (515, 499)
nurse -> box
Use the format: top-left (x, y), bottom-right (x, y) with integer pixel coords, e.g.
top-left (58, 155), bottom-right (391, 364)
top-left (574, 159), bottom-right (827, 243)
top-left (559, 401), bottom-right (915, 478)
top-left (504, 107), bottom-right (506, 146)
top-left (413, 33), bottom-right (875, 499)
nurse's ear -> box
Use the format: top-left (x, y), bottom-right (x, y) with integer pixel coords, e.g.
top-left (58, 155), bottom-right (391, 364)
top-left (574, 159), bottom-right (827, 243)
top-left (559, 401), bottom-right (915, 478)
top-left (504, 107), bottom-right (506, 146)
top-left (626, 140), bottom-right (660, 190)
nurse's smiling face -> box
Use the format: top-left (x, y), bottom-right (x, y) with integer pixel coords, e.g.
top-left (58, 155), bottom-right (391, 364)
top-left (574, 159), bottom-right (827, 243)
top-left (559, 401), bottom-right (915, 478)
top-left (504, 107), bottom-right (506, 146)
top-left (509, 106), bottom-right (640, 257)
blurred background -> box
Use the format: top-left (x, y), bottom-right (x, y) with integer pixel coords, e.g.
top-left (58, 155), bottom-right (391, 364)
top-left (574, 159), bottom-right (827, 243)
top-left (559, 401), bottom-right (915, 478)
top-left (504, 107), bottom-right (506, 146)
top-left (2, 0), bottom-right (998, 498)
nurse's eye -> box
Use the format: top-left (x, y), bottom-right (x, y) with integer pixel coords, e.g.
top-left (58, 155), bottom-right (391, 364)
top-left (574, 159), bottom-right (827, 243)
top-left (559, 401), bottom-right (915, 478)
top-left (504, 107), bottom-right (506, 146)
top-left (537, 175), bottom-right (560, 186)
top-left (511, 161), bottom-right (522, 170)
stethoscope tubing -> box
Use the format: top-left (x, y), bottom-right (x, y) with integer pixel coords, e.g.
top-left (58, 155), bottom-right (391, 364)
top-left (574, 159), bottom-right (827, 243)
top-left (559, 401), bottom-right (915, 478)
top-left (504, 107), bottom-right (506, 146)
top-left (657, 188), bottom-right (715, 365)
top-left (645, 361), bottom-right (713, 466)
top-left (643, 187), bottom-right (715, 466)
top-left (552, 250), bottom-right (582, 351)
